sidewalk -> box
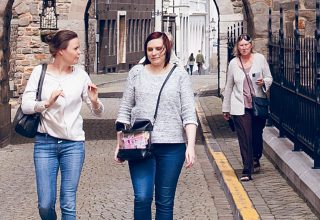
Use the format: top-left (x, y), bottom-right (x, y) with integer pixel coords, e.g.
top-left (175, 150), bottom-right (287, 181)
top-left (196, 94), bottom-right (319, 219)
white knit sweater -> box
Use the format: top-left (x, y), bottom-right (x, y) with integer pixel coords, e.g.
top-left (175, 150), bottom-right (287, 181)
top-left (116, 64), bottom-right (198, 144)
top-left (22, 64), bottom-right (104, 141)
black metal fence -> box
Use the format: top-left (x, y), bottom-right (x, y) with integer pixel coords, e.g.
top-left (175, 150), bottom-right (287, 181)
top-left (269, 1), bottom-right (320, 168)
top-left (227, 22), bottom-right (243, 62)
top-left (226, 1), bottom-right (320, 168)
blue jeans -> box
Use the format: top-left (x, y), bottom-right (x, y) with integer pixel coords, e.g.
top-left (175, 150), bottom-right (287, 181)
top-left (34, 133), bottom-right (85, 220)
top-left (128, 143), bottom-right (186, 220)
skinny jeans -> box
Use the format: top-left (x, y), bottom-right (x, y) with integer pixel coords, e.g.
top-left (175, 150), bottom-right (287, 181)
top-left (34, 133), bottom-right (85, 220)
top-left (128, 143), bottom-right (186, 220)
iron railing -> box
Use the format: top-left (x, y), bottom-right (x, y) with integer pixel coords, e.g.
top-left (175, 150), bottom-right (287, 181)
top-left (227, 22), bottom-right (243, 63)
top-left (269, 1), bottom-right (320, 168)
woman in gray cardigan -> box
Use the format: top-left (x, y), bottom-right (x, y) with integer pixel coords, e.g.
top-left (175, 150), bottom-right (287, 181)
top-left (222, 34), bottom-right (273, 181)
top-left (114, 32), bottom-right (198, 219)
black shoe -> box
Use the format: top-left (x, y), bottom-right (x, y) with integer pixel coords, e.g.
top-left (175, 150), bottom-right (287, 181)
top-left (253, 160), bottom-right (261, 173)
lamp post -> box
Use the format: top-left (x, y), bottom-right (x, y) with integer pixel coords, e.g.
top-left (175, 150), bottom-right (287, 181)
top-left (105, 0), bottom-right (111, 11)
top-left (151, 10), bottom-right (162, 18)
top-left (209, 18), bottom-right (217, 46)
top-left (39, 0), bottom-right (58, 42)
top-left (162, 0), bottom-right (170, 32)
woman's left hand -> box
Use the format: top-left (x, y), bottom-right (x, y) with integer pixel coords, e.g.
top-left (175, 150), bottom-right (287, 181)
top-left (88, 83), bottom-right (98, 101)
top-left (185, 144), bottom-right (195, 168)
top-left (256, 78), bottom-right (264, 87)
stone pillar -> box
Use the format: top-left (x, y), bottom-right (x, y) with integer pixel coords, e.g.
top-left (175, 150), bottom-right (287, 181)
top-left (0, 0), bottom-right (14, 148)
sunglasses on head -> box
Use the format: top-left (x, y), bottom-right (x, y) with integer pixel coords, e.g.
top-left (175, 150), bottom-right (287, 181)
top-left (237, 34), bottom-right (252, 42)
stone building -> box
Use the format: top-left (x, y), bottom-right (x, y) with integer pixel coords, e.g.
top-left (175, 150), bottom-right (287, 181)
top-left (9, 0), bottom-right (96, 98)
top-left (96, 0), bottom-right (154, 73)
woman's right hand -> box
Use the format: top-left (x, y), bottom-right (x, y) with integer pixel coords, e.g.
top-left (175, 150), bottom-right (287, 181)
top-left (114, 132), bottom-right (125, 163)
top-left (45, 89), bottom-right (64, 108)
top-left (223, 112), bottom-right (231, 120)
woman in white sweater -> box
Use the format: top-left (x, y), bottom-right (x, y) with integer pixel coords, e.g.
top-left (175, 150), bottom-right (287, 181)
top-left (22, 30), bottom-right (104, 219)
top-left (222, 34), bottom-right (272, 181)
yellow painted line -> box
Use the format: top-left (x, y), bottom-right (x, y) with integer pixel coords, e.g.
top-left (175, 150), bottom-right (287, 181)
top-left (209, 148), bottom-right (260, 220)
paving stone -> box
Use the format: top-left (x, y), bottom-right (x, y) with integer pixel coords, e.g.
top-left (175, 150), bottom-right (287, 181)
top-left (199, 95), bottom-right (319, 220)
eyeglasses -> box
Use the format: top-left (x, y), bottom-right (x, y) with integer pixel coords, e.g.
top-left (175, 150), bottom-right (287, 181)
top-left (237, 34), bottom-right (252, 42)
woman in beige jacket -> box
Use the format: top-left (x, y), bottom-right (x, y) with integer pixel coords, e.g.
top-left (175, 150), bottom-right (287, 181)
top-left (222, 34), bottom-right (273, 181)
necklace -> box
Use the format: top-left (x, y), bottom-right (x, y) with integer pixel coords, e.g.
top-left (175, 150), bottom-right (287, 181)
top-left (239, 54), bottom-right (252, 68)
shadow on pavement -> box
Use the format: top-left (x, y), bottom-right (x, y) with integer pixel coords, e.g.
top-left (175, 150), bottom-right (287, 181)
top-left (197, 89), bottom-right (219, 97)
top-left (98, 92), bottom-right (123, 98)
top-left (205, 115), bottom-right (238, 139)
top-left (83, 119), bottom-right (116, 141)
top-left (10, 119), bottom-right (117, 145)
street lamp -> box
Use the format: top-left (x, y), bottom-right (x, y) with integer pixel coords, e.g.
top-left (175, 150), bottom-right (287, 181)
top-left (105, 0), bottom-right (111, 11)
top-left (151, 10), bottom-right (162, 18)
top-left (163, 0), bottom-right (170, 14)
top-left (39, 0), bottom-right (58, 42)
top-left (162, 0), bottom-right (170, 32)
top-left (209, 18), bottom-right (217, 46)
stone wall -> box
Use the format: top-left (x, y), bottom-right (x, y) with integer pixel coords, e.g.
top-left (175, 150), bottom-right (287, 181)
top-left (0, 0), bottom-right (14, 148)
top-left (273, 0), bottom-right (315, 37)
top-left (10, 0), bottom-right (90, 98)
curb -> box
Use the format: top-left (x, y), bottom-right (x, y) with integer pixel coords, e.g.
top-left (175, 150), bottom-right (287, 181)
top-left (96, 78), bottom-right (127, 87)
top-left (195, 98), bottom-right (260, 220)
top-left (262, 127), bottom-right (320, 217)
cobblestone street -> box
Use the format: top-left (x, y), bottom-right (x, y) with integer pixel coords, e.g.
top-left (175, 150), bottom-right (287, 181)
top-left (1, 74), bottom-right (319, 220)
top-left (0, 78), bottom-right (232, 220)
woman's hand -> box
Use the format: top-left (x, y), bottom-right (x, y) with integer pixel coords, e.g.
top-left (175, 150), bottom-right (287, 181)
top-left (184, 124), bottom-right (196, 168)
top-left (88, 83), bottom-right (98, 101)
top-left (185, 143), bottom-right (195, 168)
top-left (114, 132), bottom-right (125, 163)
top-left (45, 89), bottom-right (64, 108)
top-left (256, 78), bottom-right (265, 87)
top-left (223, 112), bottom-right (231, 120)
top-left (88, 83), bottom-right (100, 109)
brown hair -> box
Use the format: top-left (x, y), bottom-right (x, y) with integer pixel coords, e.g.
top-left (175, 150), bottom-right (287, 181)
top-left (143, 32), bottom-right (171, 67)
top-left (45, 30), bottom-right (78, 57)
top-left (233, 34), bottom-right (254, 57)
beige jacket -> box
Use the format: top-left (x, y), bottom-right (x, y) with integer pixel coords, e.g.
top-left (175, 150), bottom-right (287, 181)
top-left (222, 53), bottom-right (273, 115)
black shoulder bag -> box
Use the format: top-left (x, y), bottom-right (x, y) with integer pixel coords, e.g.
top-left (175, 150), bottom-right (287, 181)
top-left (13, 64), bottom-right (47, 138)
top-left (239, 58), bottom-right (269, 118)
top-left (117, 64), bottom-right (177, 161)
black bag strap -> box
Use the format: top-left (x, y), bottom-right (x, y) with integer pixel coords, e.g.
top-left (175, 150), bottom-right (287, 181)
top-left (36, 64), bottom-right (47, 101)
top-left (153, 64), bottom-right (177, 122)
